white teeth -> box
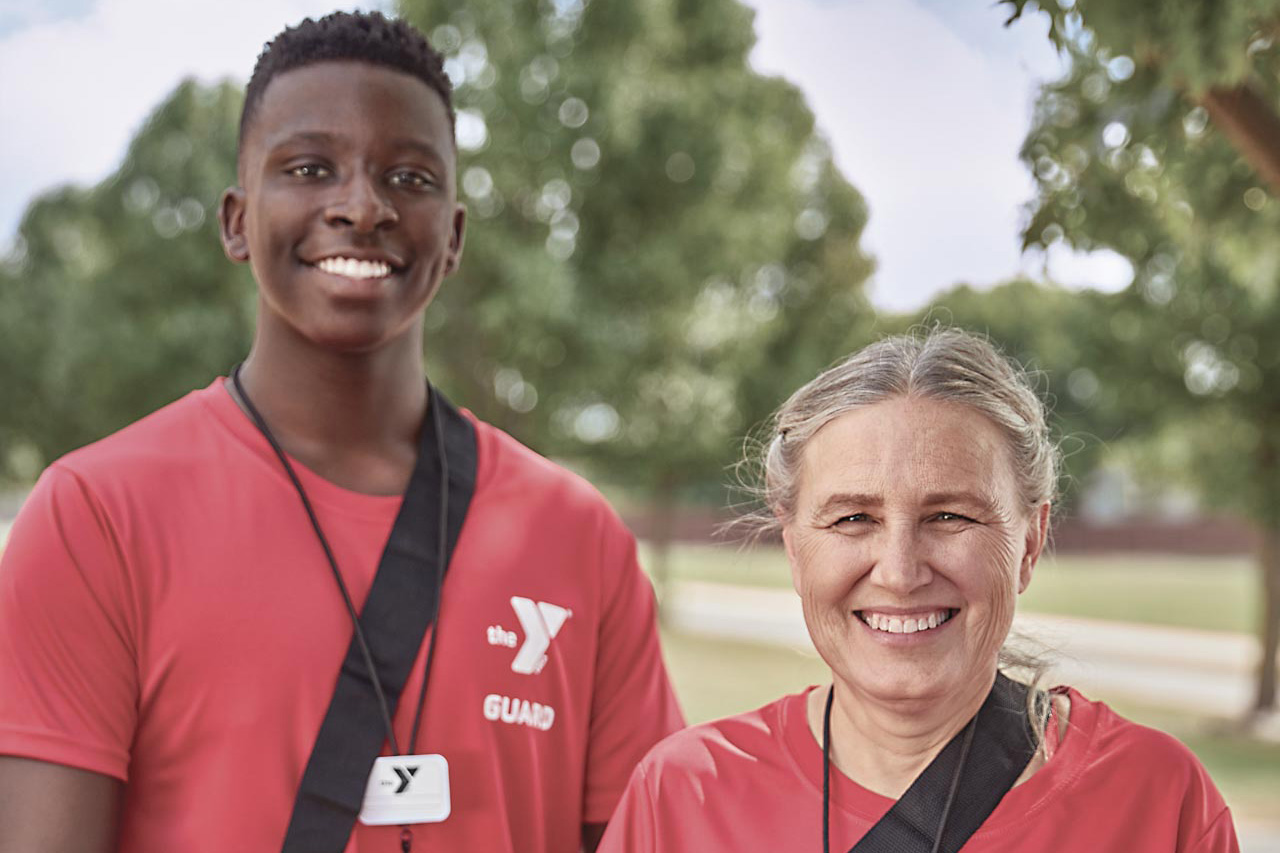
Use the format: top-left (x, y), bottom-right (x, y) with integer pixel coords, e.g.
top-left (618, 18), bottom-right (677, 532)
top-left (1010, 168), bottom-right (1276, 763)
top-left (861, 610), bottom-right (952, 635)
top-left (317, 256), bottom-right (392, 279)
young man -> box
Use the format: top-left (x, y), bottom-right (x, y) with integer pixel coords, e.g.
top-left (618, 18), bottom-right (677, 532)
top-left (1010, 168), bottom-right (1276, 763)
top-left (0, 12), bottom-right (683, 852)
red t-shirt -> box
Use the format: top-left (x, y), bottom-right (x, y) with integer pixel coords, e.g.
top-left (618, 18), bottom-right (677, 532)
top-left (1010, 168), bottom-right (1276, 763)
top-left (0, 380), bottom-right (684, 851)
top-left (599, 686), bottom-right (1238, 852)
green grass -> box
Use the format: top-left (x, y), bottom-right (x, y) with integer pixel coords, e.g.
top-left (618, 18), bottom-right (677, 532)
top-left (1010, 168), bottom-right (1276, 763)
top-left (642, 542), bottom-right (1257, 635)
top-left (661, 628), bottom-right (1280, 822)
top-left (660, 627), bottom-right (829, 724)
top-left (1019, 554), bottom-right (1254, 634)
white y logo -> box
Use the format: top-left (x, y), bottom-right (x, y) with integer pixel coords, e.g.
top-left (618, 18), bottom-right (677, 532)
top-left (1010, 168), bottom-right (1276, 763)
top-left (509, 597), bottom-right (570, 674)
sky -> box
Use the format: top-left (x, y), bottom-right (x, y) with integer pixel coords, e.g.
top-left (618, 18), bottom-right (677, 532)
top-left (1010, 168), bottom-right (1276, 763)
top-left (0, 0), bottom-right (1133, 311)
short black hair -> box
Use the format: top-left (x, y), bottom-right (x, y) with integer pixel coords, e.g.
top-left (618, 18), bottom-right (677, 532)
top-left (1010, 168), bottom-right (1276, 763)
top-left (240, 10), bottom-right (454, 149)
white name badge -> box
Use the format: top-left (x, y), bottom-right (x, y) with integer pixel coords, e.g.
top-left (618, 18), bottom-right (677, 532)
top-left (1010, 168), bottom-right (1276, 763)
top-left (358, 754), bottom-right (451, 825)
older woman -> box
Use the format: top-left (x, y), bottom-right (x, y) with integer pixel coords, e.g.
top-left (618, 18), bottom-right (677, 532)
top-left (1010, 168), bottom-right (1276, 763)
top-left (599, 330), bottom-right (1238, 853)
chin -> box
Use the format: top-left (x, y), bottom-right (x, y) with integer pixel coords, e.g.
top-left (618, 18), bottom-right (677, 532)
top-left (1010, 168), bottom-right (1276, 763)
top-left (296, 314), bottom-right (414, 354)
top-left (861, 670), bottom-right (955, 705)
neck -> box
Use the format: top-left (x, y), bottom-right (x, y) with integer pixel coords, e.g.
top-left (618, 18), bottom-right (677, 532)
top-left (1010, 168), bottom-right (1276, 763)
top-left (812, 670), bottom-right (997, 799)
top-left (229, 329), bottom-right (428, 495)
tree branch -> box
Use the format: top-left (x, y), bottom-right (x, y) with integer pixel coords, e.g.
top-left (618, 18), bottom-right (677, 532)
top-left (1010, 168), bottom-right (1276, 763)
top-left (1200, 83), bottom-right (1280, 195)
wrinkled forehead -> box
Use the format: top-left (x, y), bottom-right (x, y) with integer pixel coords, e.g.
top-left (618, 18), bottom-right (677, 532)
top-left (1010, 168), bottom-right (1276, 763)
top-left (796, 396), bottom-right (1019, 507)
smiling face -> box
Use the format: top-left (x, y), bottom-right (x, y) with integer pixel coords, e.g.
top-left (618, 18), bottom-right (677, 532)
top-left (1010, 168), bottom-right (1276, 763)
top-left (783, 395), bottom-right (1049, 710)
top-left (219, 60), bottom-right (465, 354)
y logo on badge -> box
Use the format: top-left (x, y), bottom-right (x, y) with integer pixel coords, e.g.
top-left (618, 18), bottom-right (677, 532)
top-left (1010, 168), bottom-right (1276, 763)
top-left (393, 765), bottom-right (419, 794)
top-left (509, 597), bottom-right (571, 674)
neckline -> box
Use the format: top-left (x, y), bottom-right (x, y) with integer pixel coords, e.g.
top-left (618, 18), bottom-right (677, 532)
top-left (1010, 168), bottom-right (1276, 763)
top-left (780, 684), bottom-right (1097, 832)
top-left (198, 378), bottom-right (404, 520)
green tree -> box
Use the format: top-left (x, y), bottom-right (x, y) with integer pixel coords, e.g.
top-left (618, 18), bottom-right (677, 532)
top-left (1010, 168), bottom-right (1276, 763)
top-left (400, 0), bottom-right (875, 588)
top-left (0, 80), bottom-right (253, 480)
top-left (1005, 0), bottom-right (1280, 717)
top-left (912, 279), bottom-right (1138, 511)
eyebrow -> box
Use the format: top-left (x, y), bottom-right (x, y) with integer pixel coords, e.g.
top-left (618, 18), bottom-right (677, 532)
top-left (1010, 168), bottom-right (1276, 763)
top-left (811, 490), bottom-right (1000, 518)
top-left (267, 130), bottom-right (340, 150)
top-left (267, 132), bottom-right (447, 163)
top-left (813, 493), bottom-right (883, 517)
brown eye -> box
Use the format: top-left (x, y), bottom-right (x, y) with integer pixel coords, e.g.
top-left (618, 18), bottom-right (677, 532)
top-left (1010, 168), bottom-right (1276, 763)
top-left (389, 170), bottom-right (433, 189)
top-left (288, 163), bottom-right (331, 179)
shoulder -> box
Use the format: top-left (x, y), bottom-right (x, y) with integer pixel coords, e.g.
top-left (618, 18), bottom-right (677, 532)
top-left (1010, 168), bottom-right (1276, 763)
top-left (1043, 689), bottom-right (1238, 848)
top-left (633, 693), bottom-right (796, 788)
top-left (1076, 691), bottom-right (1207, 774)
top-left (468, 414), bottom-right (625, 526)
top-left (1065, 688), bottom-right (1229, 810)
top-left (53, 382), bottom-right (225, 488)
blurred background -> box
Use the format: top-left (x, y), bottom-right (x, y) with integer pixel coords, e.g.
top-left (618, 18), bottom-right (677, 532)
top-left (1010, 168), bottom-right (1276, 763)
top-left (2, 0), bottom-right (1279, 845)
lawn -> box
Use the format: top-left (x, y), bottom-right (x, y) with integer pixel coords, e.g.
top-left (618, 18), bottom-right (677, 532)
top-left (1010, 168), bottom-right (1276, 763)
top-left (660, 627), bottom-right (1280, 824)
top-left (642, 542), bottom-right (1258, 635)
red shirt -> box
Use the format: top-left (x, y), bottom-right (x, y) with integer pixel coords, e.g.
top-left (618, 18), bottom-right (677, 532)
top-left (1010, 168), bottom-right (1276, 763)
top-left (600, 686), bottom-right (1238, 852)
top-left (0, 380), bottom-right (684, 851)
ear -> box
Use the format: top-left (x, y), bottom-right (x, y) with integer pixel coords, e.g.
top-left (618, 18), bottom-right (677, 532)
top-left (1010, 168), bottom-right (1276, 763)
top-left (781, 525), bottom-right (803, 597)
top-left (218, 186), bottom-right (250, 263)
top-left (1017, 502), bottom-right (1051, 594)
top-left (444, 203), bottom-right (467, 274)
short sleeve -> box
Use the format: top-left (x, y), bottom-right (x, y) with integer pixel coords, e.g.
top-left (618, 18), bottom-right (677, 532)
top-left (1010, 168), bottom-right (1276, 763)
top-left (595, 763), bottom-right (657, 853)
top-left (1184, 807), bottom-right (1240, 853)
top-left (581, 524), bottom-right (684, 823)
top-left (0, 464), bottom-right (139, 780)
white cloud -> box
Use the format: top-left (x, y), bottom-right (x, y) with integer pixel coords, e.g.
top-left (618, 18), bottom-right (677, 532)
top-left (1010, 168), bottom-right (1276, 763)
top-left (742, 0), bottom-right (1073, 311)
top-left (0, 0), bottom-right (383, 236)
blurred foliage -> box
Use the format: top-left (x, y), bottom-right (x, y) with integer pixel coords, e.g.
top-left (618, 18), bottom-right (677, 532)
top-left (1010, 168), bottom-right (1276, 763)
top-left (1003, 0), bottom-right (1280, 94)
top-left (399, 0), bottom-right (875, 500)
top-left (0, 81), bottom-right (253, 481)
top-left (1007, 1), bottom-right (1280, 527)
top-left (1005, 0), bottom-right (1280, 712)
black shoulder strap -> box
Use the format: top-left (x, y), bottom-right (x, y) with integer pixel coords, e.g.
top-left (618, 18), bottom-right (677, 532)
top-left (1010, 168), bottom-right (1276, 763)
top-left (850, 674), bottom-right (1037, 853)
top-left (280, 392), bottom-right (478, 853)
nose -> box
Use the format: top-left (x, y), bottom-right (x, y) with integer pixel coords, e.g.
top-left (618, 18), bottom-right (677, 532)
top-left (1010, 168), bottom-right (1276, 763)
top-left (868, 521), bottom-right (933, 596)
top-left (325, 172), bottom-right (398, 232)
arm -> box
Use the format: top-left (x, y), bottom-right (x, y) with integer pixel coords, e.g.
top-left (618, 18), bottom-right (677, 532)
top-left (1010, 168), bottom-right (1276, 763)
top-left (0, 757), bottom-right (121, 853)
top-left (580, 522), bottom-right (685, 826)
top-left (0, 468), bottom-right (138, 850)
top-left (1184, 807), bottom-right (1240, 853)
top-left (581, 822), bottom-right (607, 852)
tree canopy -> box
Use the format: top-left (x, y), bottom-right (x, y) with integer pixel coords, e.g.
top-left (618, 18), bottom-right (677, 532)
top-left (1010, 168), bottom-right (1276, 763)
top-left (399, 0), bottom-right (875, 501)
top-left (1005, 0), bottom-right (1280, 714)
top-left (0, 81), bottom-right (252, 481)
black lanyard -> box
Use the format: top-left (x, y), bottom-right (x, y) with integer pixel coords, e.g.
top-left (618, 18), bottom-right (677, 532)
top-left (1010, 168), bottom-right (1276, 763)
top-left (232, 365), bottom-right (448, 851)
top-left (822, 673), bottom-right (1034, 853)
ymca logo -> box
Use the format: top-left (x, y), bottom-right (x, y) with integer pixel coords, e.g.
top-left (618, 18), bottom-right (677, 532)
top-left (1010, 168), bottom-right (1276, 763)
top-left (486, 596), bottom-right (571, 674)
top-left (390, 764), bottom-right (419, 794)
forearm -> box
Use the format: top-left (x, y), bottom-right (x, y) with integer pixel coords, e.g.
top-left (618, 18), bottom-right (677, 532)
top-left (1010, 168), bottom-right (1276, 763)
top-left (0, 757), bottom-right (121, 853)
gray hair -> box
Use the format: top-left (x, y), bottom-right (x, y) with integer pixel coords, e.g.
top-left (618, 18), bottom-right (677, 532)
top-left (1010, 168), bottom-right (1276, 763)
top-left (746, 328), bottom-right (1059, 533)
top-left (739, 327), bottom-right (1062, 749)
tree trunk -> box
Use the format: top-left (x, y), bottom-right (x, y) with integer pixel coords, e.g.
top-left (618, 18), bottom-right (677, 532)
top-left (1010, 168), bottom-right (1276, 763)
top-left (648, 477), bottom-right (678, 624)
top-left (1256, 525), bottom-right (1280, 714)
top-left (1200, 83), bottom-right (1280, 196)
